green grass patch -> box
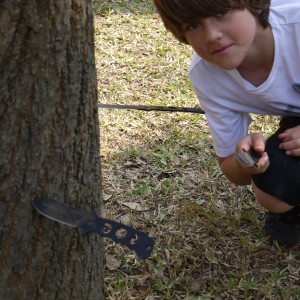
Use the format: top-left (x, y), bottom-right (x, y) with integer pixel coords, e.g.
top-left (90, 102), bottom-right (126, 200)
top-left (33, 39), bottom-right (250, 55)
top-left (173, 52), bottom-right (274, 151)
top-left (95, 0), bottom-right (300, 299)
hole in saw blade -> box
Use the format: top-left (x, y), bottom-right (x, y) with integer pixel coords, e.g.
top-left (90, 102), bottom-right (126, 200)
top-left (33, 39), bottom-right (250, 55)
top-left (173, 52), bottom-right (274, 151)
top-left (102, 223), bottom-right (112, 234)
top-left (115, 228), bottom-right (127, 239)
top-left (130, 234), bottom-right (139, 245)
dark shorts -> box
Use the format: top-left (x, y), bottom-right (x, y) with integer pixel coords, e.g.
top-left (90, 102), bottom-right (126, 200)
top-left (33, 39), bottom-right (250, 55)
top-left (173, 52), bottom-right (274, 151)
top-left (252, 117), bottom-right (300, 206)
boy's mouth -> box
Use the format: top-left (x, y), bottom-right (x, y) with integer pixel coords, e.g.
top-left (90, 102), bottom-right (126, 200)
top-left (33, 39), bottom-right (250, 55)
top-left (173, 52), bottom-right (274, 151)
top-left (211, 44), bottom-right (232, 56)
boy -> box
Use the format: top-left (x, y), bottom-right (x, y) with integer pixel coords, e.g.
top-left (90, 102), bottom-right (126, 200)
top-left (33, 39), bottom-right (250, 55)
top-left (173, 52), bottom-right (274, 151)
top-left (153, 0), bottom-right (300, 249)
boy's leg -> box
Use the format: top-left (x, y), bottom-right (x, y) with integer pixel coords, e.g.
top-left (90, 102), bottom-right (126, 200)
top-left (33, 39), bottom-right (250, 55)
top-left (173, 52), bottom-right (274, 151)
top-left (251, 116), bottom-right (300, 249)
top-left (252, 187), bottom-right (293, 213)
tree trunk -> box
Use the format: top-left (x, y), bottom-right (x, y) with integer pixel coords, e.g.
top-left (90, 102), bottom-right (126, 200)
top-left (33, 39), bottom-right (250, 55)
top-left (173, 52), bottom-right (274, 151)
top-left (0, 0), bottom-right (103, 299)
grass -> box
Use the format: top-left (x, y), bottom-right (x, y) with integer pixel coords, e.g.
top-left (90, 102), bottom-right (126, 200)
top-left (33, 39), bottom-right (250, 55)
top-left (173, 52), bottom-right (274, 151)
top-left (94, 1), bottom-right (300, 299)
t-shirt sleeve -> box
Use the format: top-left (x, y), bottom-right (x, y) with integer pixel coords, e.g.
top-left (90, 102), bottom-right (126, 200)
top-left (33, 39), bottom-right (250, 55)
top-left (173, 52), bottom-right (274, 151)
top-left (194, 88), bottom-right (252, 158)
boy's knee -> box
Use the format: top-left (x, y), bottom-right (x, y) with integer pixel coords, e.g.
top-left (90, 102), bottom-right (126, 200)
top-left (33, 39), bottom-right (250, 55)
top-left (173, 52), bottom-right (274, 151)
top-left (252, 118), bottom-right (300, 207)
top-left (252, 182), bottom-right (293, 213)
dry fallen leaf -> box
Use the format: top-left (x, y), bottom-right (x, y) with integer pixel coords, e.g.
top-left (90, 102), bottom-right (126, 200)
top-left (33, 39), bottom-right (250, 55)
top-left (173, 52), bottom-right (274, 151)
top-left (105, 254), bottom-right (121, 271)
top-left (121, 201), bottom-right (150, 211)
top-left (187, 278), bottom-right (207, 294)
top-left (102, 193), bottom-right (113, 202)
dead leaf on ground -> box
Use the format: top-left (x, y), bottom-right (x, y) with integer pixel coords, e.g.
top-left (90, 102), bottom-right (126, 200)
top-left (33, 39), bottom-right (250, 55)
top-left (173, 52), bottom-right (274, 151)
top-left (121, 201), bottom-right (150, 211)
top-left (105, 254), bottom-right (122, 271)
top-left (187, 278), bottom-right (207, 294)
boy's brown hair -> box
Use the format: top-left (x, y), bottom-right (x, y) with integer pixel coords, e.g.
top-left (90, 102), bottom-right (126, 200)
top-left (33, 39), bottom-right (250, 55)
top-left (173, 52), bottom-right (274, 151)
top-left (153, 0), bottom-right (271, 44)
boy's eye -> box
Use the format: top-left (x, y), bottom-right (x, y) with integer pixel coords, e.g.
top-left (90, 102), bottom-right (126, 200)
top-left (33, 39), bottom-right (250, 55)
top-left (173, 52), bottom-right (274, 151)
top-left (184, 23), bottom-right (199, 31)
top-left (215, 10), bottom-right (230, 18)
top-left (189, 23), bottom-right (199, 30)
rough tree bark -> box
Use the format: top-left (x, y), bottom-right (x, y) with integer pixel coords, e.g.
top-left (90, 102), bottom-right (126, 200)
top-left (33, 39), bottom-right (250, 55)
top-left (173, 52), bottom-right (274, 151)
top-left (0, 0), bottom-right (104, 299)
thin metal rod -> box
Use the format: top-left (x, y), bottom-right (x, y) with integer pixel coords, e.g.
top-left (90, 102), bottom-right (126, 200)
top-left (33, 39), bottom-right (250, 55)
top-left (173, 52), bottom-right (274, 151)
top-left (98, 103), bottom-right (205, 114)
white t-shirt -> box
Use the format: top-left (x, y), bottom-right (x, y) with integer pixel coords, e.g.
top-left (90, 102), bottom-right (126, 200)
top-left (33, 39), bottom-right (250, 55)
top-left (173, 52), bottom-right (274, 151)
top-left (188, 0), bottom-right (300, 158)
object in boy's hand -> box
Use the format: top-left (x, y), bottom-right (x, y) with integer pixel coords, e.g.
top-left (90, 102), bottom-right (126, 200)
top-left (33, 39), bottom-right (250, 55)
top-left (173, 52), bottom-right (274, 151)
top-left (236, 148), bottom-right (260, 168)
top-left (292, 83), bottom-right (300, 93)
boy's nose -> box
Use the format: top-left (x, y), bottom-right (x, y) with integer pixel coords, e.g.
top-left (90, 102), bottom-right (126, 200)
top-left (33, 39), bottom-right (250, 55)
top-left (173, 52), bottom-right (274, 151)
top-left (203, 20), bottom-right (223, 42)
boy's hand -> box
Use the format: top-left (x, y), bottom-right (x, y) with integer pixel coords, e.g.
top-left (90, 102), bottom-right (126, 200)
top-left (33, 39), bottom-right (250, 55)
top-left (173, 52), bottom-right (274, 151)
top-left (235, 133), bottom-right (269, 174)
top-left (278, 125), bottom-right (300, 156)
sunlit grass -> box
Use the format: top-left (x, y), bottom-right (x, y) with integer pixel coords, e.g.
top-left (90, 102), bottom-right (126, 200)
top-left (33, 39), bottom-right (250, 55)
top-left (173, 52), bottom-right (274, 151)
top-left (94, 1), bottom-right (300, 299)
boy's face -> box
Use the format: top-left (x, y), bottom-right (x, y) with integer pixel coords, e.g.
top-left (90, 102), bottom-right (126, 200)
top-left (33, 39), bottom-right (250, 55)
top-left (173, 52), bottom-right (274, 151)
top-left (183, 9), bottom-right (260, 70)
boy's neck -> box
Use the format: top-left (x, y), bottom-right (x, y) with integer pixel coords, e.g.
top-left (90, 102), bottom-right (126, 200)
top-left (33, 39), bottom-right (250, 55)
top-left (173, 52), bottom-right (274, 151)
top-left (237, 26), bottom-right (274, 87)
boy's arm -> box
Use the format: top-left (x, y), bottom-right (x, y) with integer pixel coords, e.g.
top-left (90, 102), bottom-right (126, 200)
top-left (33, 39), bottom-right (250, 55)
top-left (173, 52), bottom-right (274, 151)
top-left (218, 155), bottom-right (252, 185)
top-left (217, 133), bottom-right (270, 185)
